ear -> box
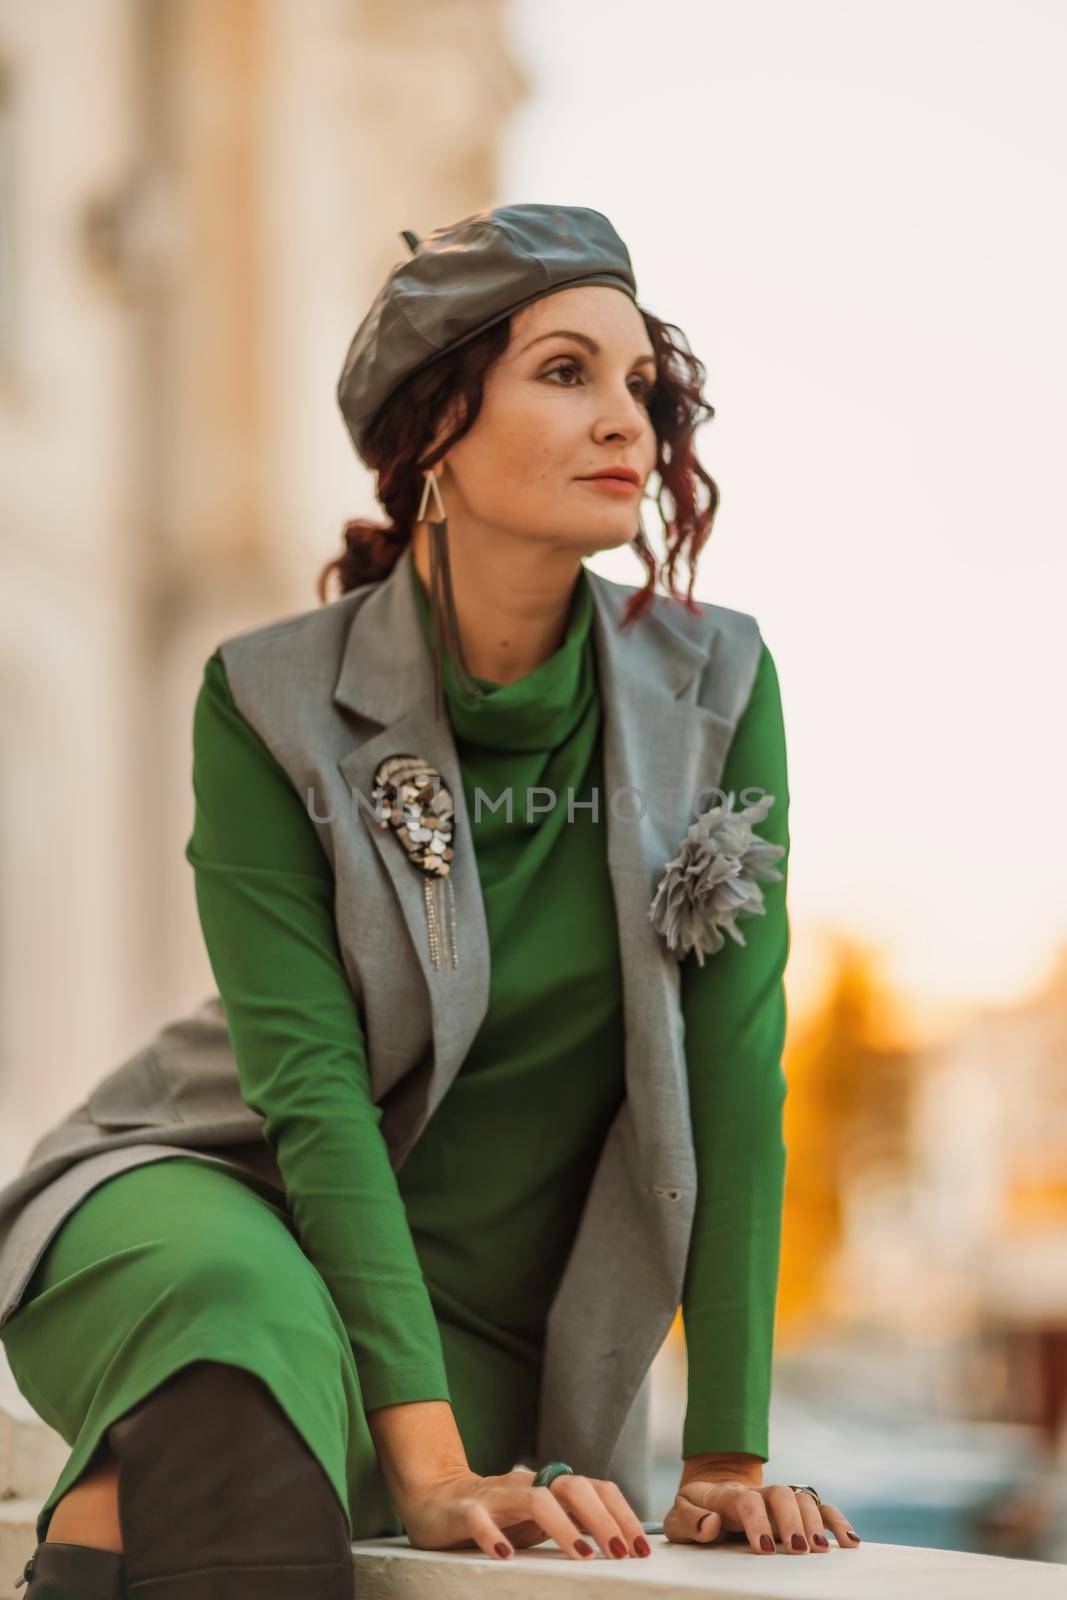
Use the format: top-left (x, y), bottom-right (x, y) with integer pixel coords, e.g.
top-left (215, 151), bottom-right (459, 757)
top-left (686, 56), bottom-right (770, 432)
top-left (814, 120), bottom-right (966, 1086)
top-left (424, 392), bottom-right (470, 465)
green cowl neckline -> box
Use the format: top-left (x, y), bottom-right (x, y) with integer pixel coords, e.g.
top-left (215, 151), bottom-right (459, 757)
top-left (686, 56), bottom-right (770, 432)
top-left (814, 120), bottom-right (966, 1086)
top-left (409, 555), bottom-right (596, 753)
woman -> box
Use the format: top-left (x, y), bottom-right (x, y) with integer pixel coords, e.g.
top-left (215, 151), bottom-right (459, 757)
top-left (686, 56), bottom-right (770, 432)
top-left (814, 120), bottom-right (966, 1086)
top-left (0, 204), bottom-right (859, 1597)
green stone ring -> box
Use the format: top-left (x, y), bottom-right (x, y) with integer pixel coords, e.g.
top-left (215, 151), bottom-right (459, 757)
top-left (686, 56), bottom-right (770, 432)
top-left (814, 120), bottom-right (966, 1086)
top-left (532, 1461), bottom-right (575, 1489)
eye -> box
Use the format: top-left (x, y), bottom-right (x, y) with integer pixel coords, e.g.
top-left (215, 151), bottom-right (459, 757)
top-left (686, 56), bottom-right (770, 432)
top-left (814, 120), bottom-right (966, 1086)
top-left (542, 358), bottom-right (656, 405)
top-left (542, 358), bottom-right (583, 388)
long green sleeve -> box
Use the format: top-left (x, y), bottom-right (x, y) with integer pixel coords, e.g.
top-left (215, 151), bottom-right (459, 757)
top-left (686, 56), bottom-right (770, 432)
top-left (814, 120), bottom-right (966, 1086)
top-left (184, 650), bottom-right (452, 1414)
top-left (679, 640), bottom-right (791, 1462)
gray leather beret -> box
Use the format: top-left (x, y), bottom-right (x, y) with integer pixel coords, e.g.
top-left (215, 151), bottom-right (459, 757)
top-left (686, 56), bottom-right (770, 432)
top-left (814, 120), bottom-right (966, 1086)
top-left (336, 202), bottom-right (638, 468)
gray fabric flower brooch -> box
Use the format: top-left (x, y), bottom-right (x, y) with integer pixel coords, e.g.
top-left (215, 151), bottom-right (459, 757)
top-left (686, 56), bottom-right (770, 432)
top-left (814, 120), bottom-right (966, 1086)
top-left (648, 791), bottom-right (786, 966)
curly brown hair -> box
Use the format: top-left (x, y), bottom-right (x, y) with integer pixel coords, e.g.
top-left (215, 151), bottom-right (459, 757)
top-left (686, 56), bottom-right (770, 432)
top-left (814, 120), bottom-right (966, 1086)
top-left (317, 304), bottom-right (720, 628)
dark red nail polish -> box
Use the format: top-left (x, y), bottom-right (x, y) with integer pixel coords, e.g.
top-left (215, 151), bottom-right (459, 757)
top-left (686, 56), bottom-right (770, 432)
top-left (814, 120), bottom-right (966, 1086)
top-left (814, 1533), bottom-right (829, 1547)
top-left (634, 1534), bottom-right (651, 1556)
top-left (494, 1541), bottom-right (511, 1558)
top-left (792, 1531), bottom-right (808, 1550)
top-left (609, 1536), bottom-right (627, 1558)
top-left (575, 1538), bottom-right (594, 1557)
top-left (848, 1529), bottom-right (861, 1542)
top-left (760, 1533), bottom-right (775, 1551)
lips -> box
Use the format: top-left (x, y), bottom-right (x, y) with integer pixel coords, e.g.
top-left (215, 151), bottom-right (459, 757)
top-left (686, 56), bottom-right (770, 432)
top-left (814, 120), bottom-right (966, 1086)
top-left (579, 469), bottom-right (641, 486)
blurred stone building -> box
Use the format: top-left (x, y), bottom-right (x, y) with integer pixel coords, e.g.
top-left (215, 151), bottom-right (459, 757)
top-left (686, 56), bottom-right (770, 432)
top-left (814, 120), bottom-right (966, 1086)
top-left (0, 0), bottom-right (527, 1175)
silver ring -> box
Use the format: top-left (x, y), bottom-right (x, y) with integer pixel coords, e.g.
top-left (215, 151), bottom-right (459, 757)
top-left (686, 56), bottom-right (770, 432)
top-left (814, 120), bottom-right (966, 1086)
top-left (788, 1483), bottom-right (822, 1508)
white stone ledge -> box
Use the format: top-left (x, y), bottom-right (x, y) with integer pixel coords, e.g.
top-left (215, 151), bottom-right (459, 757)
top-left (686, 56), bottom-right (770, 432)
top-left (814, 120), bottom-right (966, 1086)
top-left (348, 1531), bottom-right (1067, 1598)
top-left (3, 1397), bottom-right (1065, 1599)
top-left (1, 1507), bottom-right (1065, 1598)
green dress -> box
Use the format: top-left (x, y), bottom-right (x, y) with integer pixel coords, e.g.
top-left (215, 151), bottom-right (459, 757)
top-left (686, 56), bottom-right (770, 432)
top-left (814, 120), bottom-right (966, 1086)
top-left (1, 556), bottom-right (789, 1545)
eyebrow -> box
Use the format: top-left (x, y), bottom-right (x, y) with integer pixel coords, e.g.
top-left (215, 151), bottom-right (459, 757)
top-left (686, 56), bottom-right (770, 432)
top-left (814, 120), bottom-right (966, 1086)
top-left (520, 329), bottom-right (657, 369)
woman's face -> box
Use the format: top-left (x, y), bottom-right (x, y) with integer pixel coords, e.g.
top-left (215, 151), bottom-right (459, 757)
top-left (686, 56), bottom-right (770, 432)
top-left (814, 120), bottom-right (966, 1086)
top-left (437, 285), bottom-right (659, 559)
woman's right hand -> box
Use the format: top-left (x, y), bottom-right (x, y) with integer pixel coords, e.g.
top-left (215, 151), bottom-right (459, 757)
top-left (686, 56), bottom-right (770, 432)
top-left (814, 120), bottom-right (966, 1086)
top-left (396, 1464), bottom-right (654, 1562)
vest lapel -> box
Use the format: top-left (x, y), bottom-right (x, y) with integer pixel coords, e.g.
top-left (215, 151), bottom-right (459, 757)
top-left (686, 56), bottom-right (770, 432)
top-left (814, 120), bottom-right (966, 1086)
top-left (334, 545), bottom-right (491, 1133)
top-left (587, 569), bottom-right (740, 1163)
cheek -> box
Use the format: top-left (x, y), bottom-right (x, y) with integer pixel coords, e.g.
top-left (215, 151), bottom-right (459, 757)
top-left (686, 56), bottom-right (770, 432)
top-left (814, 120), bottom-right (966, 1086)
top-left (470, 411), bottom-right (573, 496)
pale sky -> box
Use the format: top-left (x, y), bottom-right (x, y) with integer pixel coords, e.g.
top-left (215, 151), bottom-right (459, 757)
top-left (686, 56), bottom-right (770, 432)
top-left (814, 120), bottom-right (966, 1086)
top-left (502, 0), bottom-right (1067, 1023)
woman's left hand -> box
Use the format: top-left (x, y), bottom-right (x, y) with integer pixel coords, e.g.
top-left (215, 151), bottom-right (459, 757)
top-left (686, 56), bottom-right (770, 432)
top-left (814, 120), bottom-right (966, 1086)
top-left (664, 1477), bottom-right (861, 1554)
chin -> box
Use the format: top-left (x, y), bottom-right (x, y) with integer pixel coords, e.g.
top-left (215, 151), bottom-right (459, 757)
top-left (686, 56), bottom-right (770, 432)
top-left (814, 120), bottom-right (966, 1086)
top-left (562, 535), bottom-right (636, 568)
top-left (536, 521), bottom-right (641, 563)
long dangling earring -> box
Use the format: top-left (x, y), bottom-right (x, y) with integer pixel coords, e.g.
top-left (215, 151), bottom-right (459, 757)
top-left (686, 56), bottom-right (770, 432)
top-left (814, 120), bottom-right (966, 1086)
top-left (416, 467), bottom-right (485, 721)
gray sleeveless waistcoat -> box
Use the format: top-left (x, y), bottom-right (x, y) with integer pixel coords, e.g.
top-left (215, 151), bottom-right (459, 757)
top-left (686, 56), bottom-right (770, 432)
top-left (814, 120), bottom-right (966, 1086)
top-left (0, 541), bottom-right (763, 1516)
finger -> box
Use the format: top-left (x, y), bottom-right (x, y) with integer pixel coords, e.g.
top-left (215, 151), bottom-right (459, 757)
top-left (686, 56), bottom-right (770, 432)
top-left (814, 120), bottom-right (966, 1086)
top-left (663, 1491), bottom-right (723, 1545)
top-left (523, 1485), bottom-right (600, 1561)
top-left (665, 1482), bottom-right (760, 1550)
top-left (594, 1480), bottom-right (655, 1556)
top-left (764, 1483), bottom-right (811, 1553)
top-left (725, 1486), bottom-right (778, 1554)
top-left (809, 1500), bottom-right (862, 1548)
top-left (551, 1475), bottom-right (633, 1560)
top-left (463, 1501), bottom-right (516, 1561)
top-left (793, 1489), bottom-right (831, 1551)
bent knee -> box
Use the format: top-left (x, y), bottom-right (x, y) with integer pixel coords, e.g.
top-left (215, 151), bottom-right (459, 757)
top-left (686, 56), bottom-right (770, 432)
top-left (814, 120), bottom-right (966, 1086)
top-left (168, 1236), bottom-right (319, 1324)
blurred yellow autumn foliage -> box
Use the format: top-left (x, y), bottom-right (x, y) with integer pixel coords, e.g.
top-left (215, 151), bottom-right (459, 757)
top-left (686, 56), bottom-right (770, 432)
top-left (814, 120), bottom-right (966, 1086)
top-left (777, 936), bottom-right (918, 1342)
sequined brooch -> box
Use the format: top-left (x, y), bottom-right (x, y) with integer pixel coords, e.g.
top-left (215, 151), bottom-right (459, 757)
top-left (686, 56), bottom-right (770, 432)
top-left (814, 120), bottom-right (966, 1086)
top-left (648, 791), bottom-right (785, 966)
top-left (369, 753), bottom-right (459, 973)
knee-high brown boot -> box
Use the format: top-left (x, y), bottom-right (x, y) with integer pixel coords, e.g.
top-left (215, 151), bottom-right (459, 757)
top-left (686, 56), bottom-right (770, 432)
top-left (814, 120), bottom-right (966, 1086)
top-left (104, 1359), bottom-right (355, 1599)
top-left (13, 1540), bottom-right (126, 1597)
